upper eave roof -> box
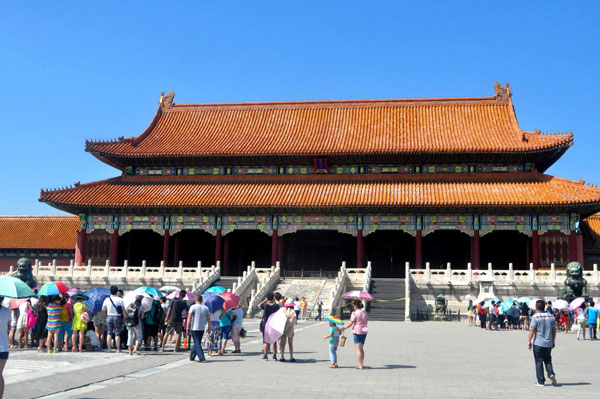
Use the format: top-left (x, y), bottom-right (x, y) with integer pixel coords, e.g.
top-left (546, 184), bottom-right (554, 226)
top-left (85, 85), bottom-right (573, 170)
top-left (0, 216), bottom-right (79, 250)
top-left (39, 171), bottom-right (600, 216)
top-left (581, 214), bottom-right (600, 252)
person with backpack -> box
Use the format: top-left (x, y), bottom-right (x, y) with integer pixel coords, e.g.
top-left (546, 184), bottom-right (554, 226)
top-left (143, 298), bottom-right (162, 351)
top-left (126, 295), bottom-right (145, 355)
top-left (102, 286), bottom-right (125, 353)
top-left (160, 290), bottom-right (187, 352)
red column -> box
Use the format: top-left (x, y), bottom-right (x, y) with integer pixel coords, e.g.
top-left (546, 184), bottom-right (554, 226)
top-left (532, 231), bottom-right (540, 269)
top-left (278, 235), bottom-right (284, 268)
top-left (162, 230), bottom-right (170, 266)
top-left (75, 229), bottom-right (87, 266)
top-left (356, 230), bottom-right (365, 268)
top-left (215, 229), bottom-right (222, 265)
top-left (110, 230), bottom-right (119, 266)
top-left (472, 230), bottom-right (480, 269)
top-left (271, 230), bottom-right (279, 266)
top-left (569, 230), bottom-right (577, 262)
top-left (173, 233), bottom-right (180, 266)
top-left (223, 234), bottom-right (230, 275)
top-left (415, 230), bottom-right (423, 269)
top-left (577, 232), bottom-right (584, 265)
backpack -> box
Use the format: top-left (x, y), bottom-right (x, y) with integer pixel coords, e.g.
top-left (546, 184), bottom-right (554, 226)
top-left (156, 304), bottom-right (166, 326)
top-left (125, 305), bottom-right (139, 327)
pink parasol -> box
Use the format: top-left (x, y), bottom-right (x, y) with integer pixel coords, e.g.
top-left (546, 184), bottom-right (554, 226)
top-left (342, 290), bottom-right (374, 302)
top-left (167, 289), bottom-right (195, 301)
top-left (263, 308), bottom-right (288, 344)
top-left (11, 297), bottom-right (30, 310)
top-left (219, 292), bottom-right (241, 310)
top-left (569, 297), bottom-right (586, 311)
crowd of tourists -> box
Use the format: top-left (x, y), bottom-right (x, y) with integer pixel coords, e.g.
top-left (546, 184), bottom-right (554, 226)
top-left (468, 298), bottom-right (599, 340)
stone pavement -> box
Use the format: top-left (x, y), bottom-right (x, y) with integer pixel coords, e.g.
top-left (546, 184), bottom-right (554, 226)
top-left (5, 319), bottom-right (599, 399)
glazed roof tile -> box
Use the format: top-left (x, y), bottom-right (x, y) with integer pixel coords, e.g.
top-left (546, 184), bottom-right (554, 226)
top-left (0, 216), bottom-right (79, 250)
top-left (581, 214), bottom-right (600, 252)
top-left (85, 93), bottom-right (572, 161)
top-left (39, 172), bottom-right (600, 213)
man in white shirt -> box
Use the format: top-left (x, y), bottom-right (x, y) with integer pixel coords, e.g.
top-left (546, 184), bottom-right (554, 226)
top-left (102, 286), bottom-right (126, 353)
top-left (186, 296), bottom-right (211, 362)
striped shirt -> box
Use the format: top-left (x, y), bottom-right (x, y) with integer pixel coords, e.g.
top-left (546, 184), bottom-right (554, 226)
top-left (46, 304), bottom-right (62, 330)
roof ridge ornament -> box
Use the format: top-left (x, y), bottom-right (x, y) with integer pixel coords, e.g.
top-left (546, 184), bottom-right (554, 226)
top-left (159, 91), bottom-right (175, 109)
top-left (493, 82), bottom-right (511, 102)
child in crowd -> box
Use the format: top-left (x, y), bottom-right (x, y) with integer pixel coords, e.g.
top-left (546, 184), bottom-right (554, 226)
top-left (9, 308), bottom-right (18, 348)
top-left (84, 329), bottom-right (100, 351)
top-left (46, 295), bottom-right (62, 353)
top-left (323, 316), bottom-right (342, 368)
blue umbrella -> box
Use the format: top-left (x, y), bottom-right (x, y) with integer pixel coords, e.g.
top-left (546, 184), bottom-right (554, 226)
top-left (483, 298), bottom-right (501, 308)
top-left (516, 296), bottom-right (532, 303)
top-left (500, 299), bottom-right (514, 312)
top-left (204, 286), bottom-right (226, 294)
top-left (138, 286), bottom-right (164, 297)
top-left (82, 287), bottom-right (110, 314)
top-left (201, 292), bottom-right (225, 313)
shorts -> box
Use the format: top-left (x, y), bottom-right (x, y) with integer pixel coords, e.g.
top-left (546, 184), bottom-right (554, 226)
top-left (166, 322), bottom-right (183, 335)
top-left (0, 352), bottom-right (8, 360)
top-left (353, 333), bottom-right (367, 345)
top-left (143, 324), bottom-right (159, 339)
top-left (231, 324), bottom-right (243, 342)
top-left (220, 325), bottom-right (232, 340)
top-left (578, 320), bottom-right (587, 328)
top-left (16, 314), bottom-right (28, 330)
top-left (106, 316), bottom-right (123, 336)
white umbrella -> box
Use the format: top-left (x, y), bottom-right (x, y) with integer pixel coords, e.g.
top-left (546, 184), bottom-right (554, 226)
top-left (528, 298), bottom-right (541, 310)
top-left (551, 299), bottom-right (569, 310)
top-left (263, 308), bottom-right (288, 344)
top-left (123, 289), bottom-right (153, 312)
top-left (159, 285), bottom-right (180, 294)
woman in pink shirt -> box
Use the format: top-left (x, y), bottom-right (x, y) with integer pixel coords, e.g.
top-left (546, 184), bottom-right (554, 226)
top-left (341, 301), bottom-right (368, 370)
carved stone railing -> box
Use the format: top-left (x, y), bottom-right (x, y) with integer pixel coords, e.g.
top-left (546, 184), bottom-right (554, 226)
top-left (232, 262), bottom-right (257, 298)
top-left (409, 262), bottom-right (600, 286)
top-left (247, 263), bottom-right (281, 317)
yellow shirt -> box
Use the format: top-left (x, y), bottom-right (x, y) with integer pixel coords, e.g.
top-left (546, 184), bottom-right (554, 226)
top-left (300, 300), bottom-right (307, 311)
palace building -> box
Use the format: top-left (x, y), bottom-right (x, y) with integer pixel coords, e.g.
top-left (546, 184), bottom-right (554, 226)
top-left (38, 84), bottom-right (600, 277)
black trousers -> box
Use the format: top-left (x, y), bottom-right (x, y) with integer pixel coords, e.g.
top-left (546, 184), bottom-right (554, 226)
top-left (533, 345), bottom-right (555, 384)
top-left (480, 314), bottom-right (487, 328)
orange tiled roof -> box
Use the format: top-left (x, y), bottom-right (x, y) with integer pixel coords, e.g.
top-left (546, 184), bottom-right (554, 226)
top-left (85, 90), bottom-right (572, 162)
top-left (581, 214), bottom-right (600, 252)
top-left (39, 172), bottom-right (600, 213)
top-left (0, 216), bottom-right (79, 250)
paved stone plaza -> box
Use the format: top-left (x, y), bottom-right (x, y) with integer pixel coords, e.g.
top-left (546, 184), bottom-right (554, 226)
top-left (5, 319), bottom-right (598, 399)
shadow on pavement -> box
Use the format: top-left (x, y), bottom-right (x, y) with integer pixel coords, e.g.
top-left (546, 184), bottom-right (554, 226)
top-left (555, 382), bottom-right (591, 387)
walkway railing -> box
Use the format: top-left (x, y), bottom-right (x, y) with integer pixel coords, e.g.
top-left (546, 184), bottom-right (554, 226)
top-left (409, 262), bottom-right (600, 285)
top-left (328, 261), bottom-right (372, 317)
top-left (232, 262), bottom-right (258, 300)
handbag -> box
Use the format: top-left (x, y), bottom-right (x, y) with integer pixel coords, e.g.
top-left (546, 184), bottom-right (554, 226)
top-left (339, 330), bottom-right (346, 347)
top-left (81, 311), bottom-right (90, 323)
top-left (240, 327), bottom-right (247, 338)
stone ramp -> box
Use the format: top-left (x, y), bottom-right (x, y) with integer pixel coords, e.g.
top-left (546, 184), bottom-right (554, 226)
top-left (272, 278), bottom-right (336, 316)
top-left (368, 278), bottom-right (406, 321)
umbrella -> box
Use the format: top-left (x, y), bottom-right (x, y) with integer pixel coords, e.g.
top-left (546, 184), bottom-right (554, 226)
top-left (325, 315), bottom-right (344, 325)
top-left (342, 291), bottom-right (374, 302)
top-left (138, 286), bottom-right (164, 298)
top-left (65, 288), bottom-right (81, 304)
top-left (11, 297), bottom-right (31, 309)
top-left (551, 299), bottom-right (569, 310)
top-left (82, 287), bottom-right (110, 314)
top-left (264, 308), bottom-right (288, 344)
top-left (159, 286), bottom-right (179, 293)
top-left (595, 303), bottom-right (600, 311)
top-left (205, 286), bottom-right (226, 294)
top-left (167, 289), bottom-right (195, 301)
top-left (71, 293), bottom-right (89, 301)
top-left (516, 296), bottom-right (532, 303)
top-left (219, 292), bottom-right (241, 310)
top-left (38, 282), bottom-right (69, 297)
top-left (123, 289), bottom-right (153, 312)
top-left (483, 299), bottom-right (501, 308)
top-left (202, 293), bottom-right (225, 313)
top-left (0, 276), bottom-right (36, 298)
top-left (528, 299), bottom-right (541, 310)
top-left (500, 299), bottom-right (514, 312)
top-left (569, 297), bottom-right (586, 311)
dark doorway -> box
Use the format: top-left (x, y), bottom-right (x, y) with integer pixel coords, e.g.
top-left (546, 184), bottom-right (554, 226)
top-left (481, 231), bottom-right (529, 270)
top-left (118, 230), bottom-right (163, 267)
top-left (226, 230), bottom-right (271, 276)
top-left (281, 230), bottom-right (355, 272)
top-left (365, 231), bottom-right (415, 278)
top-left (423, 230), bottom-right (470, 269)
top-left (176, 230), bottom-right (216, 268)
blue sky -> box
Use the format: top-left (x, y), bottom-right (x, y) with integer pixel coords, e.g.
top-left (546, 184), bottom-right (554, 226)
top-left (1, 2), bottom-right (598, 215)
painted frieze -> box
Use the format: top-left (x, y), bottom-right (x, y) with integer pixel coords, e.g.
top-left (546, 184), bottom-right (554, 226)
top-left (278, 215), bottom-right (357, 236)
top-left (480, 215), bottom-right (532, 237)
top-left (363, 215), bottom-right (416, 236)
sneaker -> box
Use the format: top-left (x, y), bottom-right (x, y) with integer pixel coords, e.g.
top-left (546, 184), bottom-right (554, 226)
top-left (159, 348), bottom-right (164, 353)
top-left (106, 348), bottom-right (111, 353)
top-left (117, 349), bottom-right (122, 353)
top-left (273, 354), bottom-right (277, 360)
top-left (549, 375), bottom-right (557, 386)
top-left (534, 382), bottom-right (544, 386)
top-left (280, 358), bottom-right (286, 362)
top-left (262, 354), bottom-right (268, 360)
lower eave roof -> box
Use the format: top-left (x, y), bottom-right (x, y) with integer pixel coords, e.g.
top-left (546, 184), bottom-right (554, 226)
top-left (39, 172), bottom-right (600, 216)
top-left (0, 216), bottom-right (79, 250)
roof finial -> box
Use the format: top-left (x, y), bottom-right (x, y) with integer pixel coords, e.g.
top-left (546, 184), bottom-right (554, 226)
top-left (159, 91), bottom-right (175, 109)
top-left (493, 82), bottom-right (511, 102)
